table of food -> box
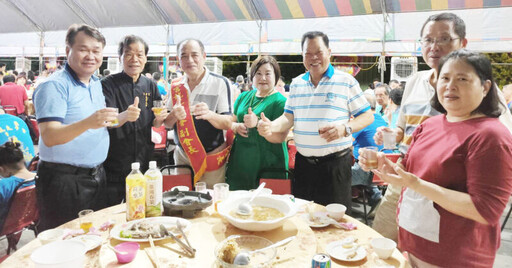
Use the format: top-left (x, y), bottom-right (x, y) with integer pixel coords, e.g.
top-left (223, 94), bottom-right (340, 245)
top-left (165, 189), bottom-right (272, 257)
top-left (2, 189), bottom-right (410, 267)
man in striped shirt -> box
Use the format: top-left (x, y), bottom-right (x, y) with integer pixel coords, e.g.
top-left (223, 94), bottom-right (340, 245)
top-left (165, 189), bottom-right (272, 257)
top-left (258, 31), bottom-right (373, 211)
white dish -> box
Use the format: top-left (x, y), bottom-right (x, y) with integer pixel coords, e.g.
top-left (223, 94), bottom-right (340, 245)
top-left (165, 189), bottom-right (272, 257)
top-left (70, 235), bottom-right (102, 251)
top-left (326, 240), bottom-right (367, 262)
top-left (31, 240), bottom-right (86, 268)
top-left (110, 216), bottom-right (191, 242)
top-left (301, 213), bottom-right (329, 228)
top-left (218, 195), bottom-right (296, 232)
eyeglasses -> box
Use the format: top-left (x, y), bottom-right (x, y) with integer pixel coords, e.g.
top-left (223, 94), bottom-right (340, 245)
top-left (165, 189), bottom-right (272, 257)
top-left (420, 37), bottom-right (460, 46)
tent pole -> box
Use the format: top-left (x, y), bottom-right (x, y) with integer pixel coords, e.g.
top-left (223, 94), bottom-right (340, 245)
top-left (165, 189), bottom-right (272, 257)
top-left (39, 31), bottom-right (44, 74)
top-left (258, 20), bottom-right (262, 57)
top-left (379, 0), bottom-right (388, 83)
top-left (164, 24), bottom-right (170, 82)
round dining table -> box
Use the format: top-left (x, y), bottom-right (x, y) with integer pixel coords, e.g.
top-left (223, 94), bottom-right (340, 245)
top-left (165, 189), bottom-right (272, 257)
top-left (2, 194), bottom-right (410, 267)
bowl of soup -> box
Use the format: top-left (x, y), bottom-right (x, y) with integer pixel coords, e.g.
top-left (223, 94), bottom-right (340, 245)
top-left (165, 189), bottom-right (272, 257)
top-left (218, 195), bottom-right (296, 231)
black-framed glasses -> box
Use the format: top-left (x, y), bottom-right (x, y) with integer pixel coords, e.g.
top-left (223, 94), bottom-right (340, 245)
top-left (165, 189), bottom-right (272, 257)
top-left (420, 37), bottom-right (460, 46)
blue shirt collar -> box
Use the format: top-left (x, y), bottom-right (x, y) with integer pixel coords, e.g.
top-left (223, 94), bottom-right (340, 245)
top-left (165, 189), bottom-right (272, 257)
top-left (302, 64), bottom-right (334, 82)
top-left (65, 63), bottom-right (98, 86)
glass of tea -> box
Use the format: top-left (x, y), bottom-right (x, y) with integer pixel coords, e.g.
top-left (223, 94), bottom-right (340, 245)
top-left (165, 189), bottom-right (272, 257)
top-left (109, 107), bottom-right (119, 127)
top-left (78, 209), bottom-right (94, 233)
top-left (152, 100), bottom-right (166, 115)
top-left (364, 146), bottom-right (379, 169)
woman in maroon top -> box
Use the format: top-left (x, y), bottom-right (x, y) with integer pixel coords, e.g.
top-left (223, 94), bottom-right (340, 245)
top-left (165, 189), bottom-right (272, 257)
top-left (363, 50), bottom-right (512, 267)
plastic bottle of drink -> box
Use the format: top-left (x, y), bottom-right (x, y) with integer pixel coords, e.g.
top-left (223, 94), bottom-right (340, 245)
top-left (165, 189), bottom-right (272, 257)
top-left (144, 161), bottom-right (163, 217)
top-left (126, 162), bottom-right (146, 221)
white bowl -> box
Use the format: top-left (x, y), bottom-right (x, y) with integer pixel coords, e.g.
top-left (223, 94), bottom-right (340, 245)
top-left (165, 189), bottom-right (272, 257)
top-left (31, 240), bottom-right (87, 267)
top-left (37, 229), bottom-right (65, 245)
top-left (249, 188), bottom-right (272, 196)
top-left (218, 195), bottom-right (296, 231)
top-left (325, 203), bottom-right (347, 221)
top-left (371, 237), bottom-right (397, 259)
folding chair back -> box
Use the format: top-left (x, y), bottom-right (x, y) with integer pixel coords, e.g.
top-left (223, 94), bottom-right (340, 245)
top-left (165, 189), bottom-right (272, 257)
top-left (152, 125), bottom-right (167, 150)
top-left (257, 168), bottom-right (293, 195)
top-left (372, 153), bottom-right (401, 184)
top-left (0, 182), bottom-right (39, 254)
top-left (160, 165), bottom-right (194, 192)
top-left (286, 139), bottom-right (296, 170)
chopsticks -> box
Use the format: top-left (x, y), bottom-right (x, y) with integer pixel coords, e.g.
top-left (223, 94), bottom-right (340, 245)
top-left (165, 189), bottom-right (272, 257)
top-left (177, 219), bottom-right (196, 256)
top-left (159, 224), bottom-right (195, 257)
top-left (147, 235), bottom-right (161, 268)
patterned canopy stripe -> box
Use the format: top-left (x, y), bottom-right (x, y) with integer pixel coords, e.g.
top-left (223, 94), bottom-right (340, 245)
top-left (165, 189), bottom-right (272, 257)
top-left (465, 0), bottom-right (484, 8)
top-left (415, 0), bottom-right (432, 10)
top-left (448, 0), bottom-right (466, 9)
top-left (157, 0), bottom-right (183, 24)
top-left (185, 0), bottom-right (207, 21)
top-left (503, 0), bottom-right (512, 6)
top-left (323, 0), bottom-right (341, 16)
top-left (263, 0), bottom-right (283, 19)
top-left (365, 0), bottom-right (376, 13)
top-left (387, 0), bottom-right (402, 12)
top-left (335, 0), bottom-right (353, 15)
top-left (175, 0), bottom-right (199, 22)
top-left (298, 0), bottom-right (316, 17)
top-left (235, 0), bottom-right (252, 20)
top-left (274, 0), bottom-right (293, 19)
top-left (169, 0), bottom-right (190, 23)
top-left (432, 0), bottom-right (449, 10)
top-left (213, 0), bottom-right (237, 20)
top-left (225, 0), bottom-right (245, 20)
top-left (400, 0), bottom-right (417, 11)
top-left (309, 0), bottom-right (329, 16)
top-left (285, 0), bottom-right (306, 18)
top-left (253, 1), bottom-right (271, 19)
top-left (194, 0), bottom-right (217, 21)
top-left (205, 0), bottom-right (227, 21)
top-left (349, 0), bottom-right (367, 14)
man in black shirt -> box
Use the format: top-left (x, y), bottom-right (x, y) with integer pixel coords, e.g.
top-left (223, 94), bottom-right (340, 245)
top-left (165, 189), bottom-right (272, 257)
top-left (102, 35), bottom-right (169, 205)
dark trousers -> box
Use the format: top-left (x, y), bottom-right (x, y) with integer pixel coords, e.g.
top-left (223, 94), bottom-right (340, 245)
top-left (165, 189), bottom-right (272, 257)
top-left (294, 149), bottom-right (352, 214)
top-left (105, 169), bottom-right (126, 206)
top-left (36, 161), bottom-right (108, 231)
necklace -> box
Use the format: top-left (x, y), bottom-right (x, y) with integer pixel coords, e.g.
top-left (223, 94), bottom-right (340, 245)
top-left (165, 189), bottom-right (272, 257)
top-left (249, 88), bottom-right (275, 110)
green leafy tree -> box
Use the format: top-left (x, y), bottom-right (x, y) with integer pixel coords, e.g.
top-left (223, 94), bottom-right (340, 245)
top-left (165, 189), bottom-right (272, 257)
top-left (486, 53), bottom-right (512, 89)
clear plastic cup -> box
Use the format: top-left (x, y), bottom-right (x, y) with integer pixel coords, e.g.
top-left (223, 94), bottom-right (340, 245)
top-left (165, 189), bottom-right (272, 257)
top-left (364, 146), bottom-right (379, 169)
top-left (382, 131), bottom-right (397, 149)
top-left (213, 183), bottom-right (229, 212)
top-left (195, 182), bottom-right (207, 193)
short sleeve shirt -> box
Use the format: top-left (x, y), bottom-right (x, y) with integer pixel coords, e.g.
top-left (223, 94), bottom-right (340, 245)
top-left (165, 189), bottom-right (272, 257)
top-left (285, 64), bottom-right (370, 157)
top-left (33, 64), bottom-right (109, 168)
top-left (167, 68), bottom-right (232, 152)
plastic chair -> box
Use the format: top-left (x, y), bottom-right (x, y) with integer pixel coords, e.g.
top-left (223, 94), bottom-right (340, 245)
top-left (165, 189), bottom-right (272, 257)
top-left (27, 153), bottom-right (39, 172)
top-left (3, 105), bottom-right (17, 116)
top-left (286, 139), bottom-right (296, 171)
top-left (257, 167), bottom-right (293, 195)
top-left (0, 181), bottom-right (39, 255)
top-left (160, 165), bottom-right (194, 192)
top-left (359, 153), bottom-right (401, 224)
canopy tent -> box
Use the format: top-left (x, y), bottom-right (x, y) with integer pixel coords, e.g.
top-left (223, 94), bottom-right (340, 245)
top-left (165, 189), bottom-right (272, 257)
top-left (0, 0), bottom-right (511, 58)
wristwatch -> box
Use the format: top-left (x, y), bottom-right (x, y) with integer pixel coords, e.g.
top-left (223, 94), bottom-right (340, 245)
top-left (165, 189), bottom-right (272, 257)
top-left (343, 123), bottom-right (352, 137)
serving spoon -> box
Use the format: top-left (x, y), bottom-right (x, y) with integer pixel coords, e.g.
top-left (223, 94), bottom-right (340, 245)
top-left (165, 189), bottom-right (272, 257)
top-left (236, 182), bottom-right (266, 216)
top-left (233, 236), bottom-right (296, 265)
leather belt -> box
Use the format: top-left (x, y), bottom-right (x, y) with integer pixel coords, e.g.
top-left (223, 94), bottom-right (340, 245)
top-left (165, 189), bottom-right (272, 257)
top-left (300, 147), bottom-right (351, 165)
top-left (39, 161), bottom-right (101, 176)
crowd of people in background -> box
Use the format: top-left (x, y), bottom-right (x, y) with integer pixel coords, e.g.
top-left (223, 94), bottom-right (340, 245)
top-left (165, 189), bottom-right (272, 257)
top-left (2, 11), bottom-right (512, 267)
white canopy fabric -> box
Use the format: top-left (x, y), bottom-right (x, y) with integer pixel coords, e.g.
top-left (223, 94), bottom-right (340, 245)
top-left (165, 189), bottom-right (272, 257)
top-left (0, 1), bottom-right (510, 57)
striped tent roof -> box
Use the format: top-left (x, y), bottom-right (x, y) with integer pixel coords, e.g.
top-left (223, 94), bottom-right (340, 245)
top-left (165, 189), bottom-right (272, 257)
top-left (158, 0), bottom-right (512, 24)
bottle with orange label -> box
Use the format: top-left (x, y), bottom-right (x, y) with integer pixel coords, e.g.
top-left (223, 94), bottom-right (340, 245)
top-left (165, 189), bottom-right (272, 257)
top-left (126, 162), bottom-right (146, 221)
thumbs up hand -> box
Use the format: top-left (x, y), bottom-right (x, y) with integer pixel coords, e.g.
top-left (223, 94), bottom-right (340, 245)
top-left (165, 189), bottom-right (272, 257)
top-left (243, 107), bottom-right (258, 128)
top-left (172, 95), bottom-right (187, 121)
top-left (124, 96), bottom-right (141, 122)
top-left (257, 112), bottom-right (272, 137)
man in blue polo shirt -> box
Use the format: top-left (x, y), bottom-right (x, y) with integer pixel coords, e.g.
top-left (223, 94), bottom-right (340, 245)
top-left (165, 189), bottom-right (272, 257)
top-left (33, 24), bottom-right (118, 231)
top-left (258, 31), bottom-right (373, 212)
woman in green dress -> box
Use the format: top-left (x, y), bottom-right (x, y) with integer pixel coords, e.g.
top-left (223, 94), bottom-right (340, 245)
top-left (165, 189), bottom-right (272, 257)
top-left (226, 56), bottom-right (288, 190)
